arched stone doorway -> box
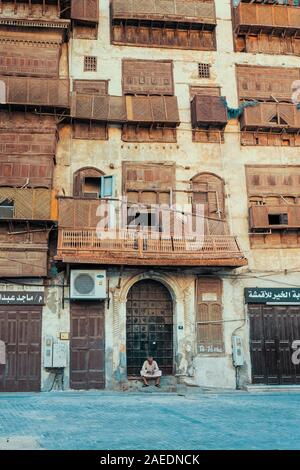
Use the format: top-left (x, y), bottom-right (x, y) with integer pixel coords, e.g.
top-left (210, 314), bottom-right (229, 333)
top-left (126, 280), bottom-right (173, 376)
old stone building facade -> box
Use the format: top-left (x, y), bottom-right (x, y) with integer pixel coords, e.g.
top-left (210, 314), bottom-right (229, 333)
top-left (0, 0), bottom-right (300, 392)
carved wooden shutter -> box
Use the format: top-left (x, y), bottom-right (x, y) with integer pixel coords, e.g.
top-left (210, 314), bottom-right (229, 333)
top-left (196, 277), bottom-right (224, 354)
top-left (288, 206), bottom-right (300, 228)
top-left (249, 205), bottom-right (269, 229)
top-left (192, 173), bottom-right (225, 219)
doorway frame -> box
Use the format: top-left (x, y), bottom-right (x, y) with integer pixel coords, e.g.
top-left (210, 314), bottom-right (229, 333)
top-left (109, 271), bottom-right (195, 386)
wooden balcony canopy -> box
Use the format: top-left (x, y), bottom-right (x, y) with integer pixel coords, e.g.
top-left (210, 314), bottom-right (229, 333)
top-left (56, 228), bottom-right (247, 267)
top-left (191, 95), bottom-right (228, 129)
top-left (0, 188), bottom-right (56, 221)
top-left (0, 76), bottom-right (70, 108)
top-left (234, 2), bottom-right (300, 36)
top-left (71, 93), bottom-right (180, 126)
top-left (111, 0), bottom-right (216, 29)
top-left (240, 102), bottom-right (300, 132)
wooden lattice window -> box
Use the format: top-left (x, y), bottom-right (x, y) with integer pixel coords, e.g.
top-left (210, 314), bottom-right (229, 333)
top-left (198, 63), bottom-right (210, 79)
top-left (84, 56), bottom-right (97, 72)
top-left (196, 277), bottom-right (224, 355)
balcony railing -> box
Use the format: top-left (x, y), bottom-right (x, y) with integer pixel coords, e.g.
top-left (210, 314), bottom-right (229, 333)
top-left (56, 228), bottom-right (247, 267)
top-left (234, 3), bottom-right (300, 35)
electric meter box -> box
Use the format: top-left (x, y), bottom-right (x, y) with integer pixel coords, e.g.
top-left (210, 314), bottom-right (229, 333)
top-left (232, 335), bottom-right (244, 367)
top-left (44, 336), bottom-right (67, 368)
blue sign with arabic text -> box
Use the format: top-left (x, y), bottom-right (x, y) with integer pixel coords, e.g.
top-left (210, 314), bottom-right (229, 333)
top-left (245, 288), bottom-right (300, 304)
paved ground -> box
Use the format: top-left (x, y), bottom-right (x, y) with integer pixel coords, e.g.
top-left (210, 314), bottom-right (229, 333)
top-left (0, 390), bottom-right (300, 450)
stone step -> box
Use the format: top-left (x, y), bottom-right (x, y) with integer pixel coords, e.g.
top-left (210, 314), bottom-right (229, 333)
top-left (246, 385), bottom-right (300, 393)
top-left (125, 375), bottom-right (180, 393)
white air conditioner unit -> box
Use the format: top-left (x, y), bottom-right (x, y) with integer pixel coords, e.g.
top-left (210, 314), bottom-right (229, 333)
top-left (70, 270), bottom-right (107, 300)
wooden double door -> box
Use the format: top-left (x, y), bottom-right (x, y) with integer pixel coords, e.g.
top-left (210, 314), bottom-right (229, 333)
top-left (126, 280), bottom-right (173, 376)
top-left (0, 307), bottom-right (42, 392)
top-left (70, 301), bottom-right (105, 390)
top-left (249, 304), bottom-right (300, 385)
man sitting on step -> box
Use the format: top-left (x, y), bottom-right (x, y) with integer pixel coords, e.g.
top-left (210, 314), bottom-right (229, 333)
top-left (140, 355), bottom-right (162, 388)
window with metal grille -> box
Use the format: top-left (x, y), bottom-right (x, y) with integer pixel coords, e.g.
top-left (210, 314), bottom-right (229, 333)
top-left (84, 56), bottom-right (97, 72)
top-left (198, 63), bottom-right (210, 79)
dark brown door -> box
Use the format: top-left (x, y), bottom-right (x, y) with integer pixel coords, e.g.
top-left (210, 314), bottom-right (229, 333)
top-left (0, 306), bottom-right (41, 392)
top-left (126, 280), bottom-right (173, 376)
top-left (249, 304), bottom-right (300, 385)
top-left (70, 301), bottom-right (105, 390)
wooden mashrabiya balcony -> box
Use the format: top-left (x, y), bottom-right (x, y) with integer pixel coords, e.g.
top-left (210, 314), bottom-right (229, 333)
top-left (111, 0), bottom-right (216, 28)
top-left (56, 228), bottom-right (247, 267)
top-left (234, 2), bottom-right (300, 35)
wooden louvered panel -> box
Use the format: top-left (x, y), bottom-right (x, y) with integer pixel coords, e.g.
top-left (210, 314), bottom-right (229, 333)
top-left (192, 173), bottom-right (225, 220)
top-left (237, 66), bottom-right (300, 102)
top-left (122, 125), bottom-right (177, 143)
top-left (71, 0), bottom-right (99, 23)
top-left (112, 23), bottom-right (215, 50)
top-left (71, 94), bottom-right (126, 122)
top-left (190, 86), bottom-right (221, 98)
top-left (249, 206), bottom-right (271, 230)
top-left (196, 277), bottom-right (224, 354)
top-left (0, 188), bottom-right (52, 220)
top-left (246, 166), bottom-right (300, 197)
top-left (126, 96), bottom-right (180, 125)
top-left (249, 204), bottom-right (300, 230)
top-left (191, 95), bottom-right (228, 129)
top-left (73, 80), bottom-right (108, 95)
top-left (0, 110), bottom-right (57, 132)
top-left (234, 3), bottom-right (300, 34)
top-left (0, 42), bottom-right (60, 78)
top-left (0, 249), bottom-right (46, 277)
top-left (71, 94), bottom-right (179, 125)
top-left (0, 156), bottom-right (54, 189)
top-left (58, 198), bottom-right (109, 228)
top-left (2, 77), bottom-right (69, 108)
top-left (111, 0), bottom-right (216, 26)
top-left (58, 198), bottom-right (75, 227)
top-left (123, 162), bottom-right (175, 192)
top-left (288, 206), bottom-right (300, 227)
top-left (122, 60), bottom-right (174, 96)
top-left (240, 103), bottom-right (300, 131)
top-left (0, 132), bottom-right (56, 156)
top-left (73, 122), bottom-right (108, 140)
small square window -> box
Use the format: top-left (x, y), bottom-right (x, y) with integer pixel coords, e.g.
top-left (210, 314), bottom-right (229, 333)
top-left (84, 56), bottom-right (97, 72)
top-left (198, 63), bottom-right (210, 79)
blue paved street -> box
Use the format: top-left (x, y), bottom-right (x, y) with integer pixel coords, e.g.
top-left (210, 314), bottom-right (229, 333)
top-left (0, 391), bottom-right (300, 450)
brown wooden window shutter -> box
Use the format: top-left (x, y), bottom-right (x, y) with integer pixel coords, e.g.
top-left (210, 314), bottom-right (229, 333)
top-left (196, 277), bottom-right (224, 354)
top-left (249, 205), bottom-right (269, 230)
top-left (191, 173), bottom-right (225, 220)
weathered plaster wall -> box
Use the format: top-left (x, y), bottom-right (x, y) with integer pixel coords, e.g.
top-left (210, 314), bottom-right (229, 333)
top-left (50, 0), bottom-right (300, 389)
top-left (41, 274), bottom-right (70, 391)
